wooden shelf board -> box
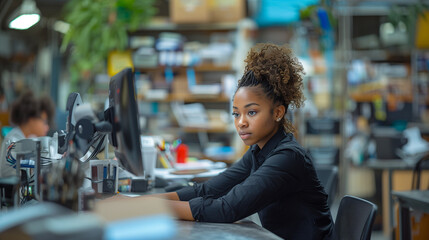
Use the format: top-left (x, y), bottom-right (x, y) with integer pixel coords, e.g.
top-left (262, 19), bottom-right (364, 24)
top-left (133, 22), bottom-right (237, 33)
top-left (139, 93), bottom-right (230, 103)
top-left (349, 93), bottom-right (413, 102)
top-left (136, 64), bottom-right (234, 72)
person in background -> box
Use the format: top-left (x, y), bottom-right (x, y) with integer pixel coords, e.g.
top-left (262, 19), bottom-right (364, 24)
top-left (0, 90), bottom-right (55, 178)
top-left (0, 86), bottom-right (8, 112)
top-left (109, 43), bottom-right (334, 239)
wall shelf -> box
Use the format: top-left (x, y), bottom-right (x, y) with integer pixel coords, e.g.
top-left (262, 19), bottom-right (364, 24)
top-left (349, 93), bottom-right (413, 103)
top-left (132, 22), bottom-right (238, 34)
top-left (136, 64), bottom-right (234, 73)
top-left (139, 93), bottom-right (230, 103)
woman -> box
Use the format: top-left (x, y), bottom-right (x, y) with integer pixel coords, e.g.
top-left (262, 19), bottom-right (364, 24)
top-left (117, 43), bottom-right (334, 239)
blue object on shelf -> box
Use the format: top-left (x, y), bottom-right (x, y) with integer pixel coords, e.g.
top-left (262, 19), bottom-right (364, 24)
top-left (186, 68), bottom-right (196, 87)
top-left (254, 0), bottom-right (320, 27)
top-left (204, 146), bottom-right (235, 161)
top-left (317, 8), bottom-right (331, 31)
top-left (164, 67), bottom-right (174, 84)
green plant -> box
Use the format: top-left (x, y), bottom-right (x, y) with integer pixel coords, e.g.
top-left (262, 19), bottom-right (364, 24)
top-left (387, 1), bottom-right (429, 47)
top-left (61, 0), bottom-right (156, 89)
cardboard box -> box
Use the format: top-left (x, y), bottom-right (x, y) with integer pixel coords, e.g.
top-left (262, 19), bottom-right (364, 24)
top-left (170, 0), bottom-right (210, 23)
top-left (171, 73), bottom-right (189, 97)
top-left (210, 0), bottom-right (245, 23)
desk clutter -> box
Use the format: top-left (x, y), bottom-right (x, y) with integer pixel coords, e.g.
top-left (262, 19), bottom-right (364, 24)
top-left (0, 89), bottom-right (180, 239)
top-left (88, 159), bottom-right (118, 194)
top-left (0, 197), bottom-right (177, 240)
top-left (0, 86), bottom-right (228, 240)
top-left (0, 135), bottom-right (180, 239)
top-left (0, 136), bottom-right (88, 211)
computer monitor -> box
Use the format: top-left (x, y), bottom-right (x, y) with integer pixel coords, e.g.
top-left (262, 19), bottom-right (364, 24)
top-left (105, 68), bottom-right (144, 176)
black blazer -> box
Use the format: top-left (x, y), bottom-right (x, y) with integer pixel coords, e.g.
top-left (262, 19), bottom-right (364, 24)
top-left (178, 130), bottom-right (334, 239)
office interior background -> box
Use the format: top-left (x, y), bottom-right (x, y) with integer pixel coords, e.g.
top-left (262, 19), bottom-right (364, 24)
top-left (1, 0), bottom-right (429, 239)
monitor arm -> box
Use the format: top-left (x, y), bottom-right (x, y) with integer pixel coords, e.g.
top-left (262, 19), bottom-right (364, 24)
top-left (58, 93), bottom-right (83, 154)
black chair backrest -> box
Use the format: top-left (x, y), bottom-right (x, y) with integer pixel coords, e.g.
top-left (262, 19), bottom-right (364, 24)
top-left (315, 165), bottom-right (338, 207)
top-left (412, 153), bottom-right (429, 190)
top-left (0, 176), bottom-right (20, 208)
top-left (333, 195), bottom-right (378, 240)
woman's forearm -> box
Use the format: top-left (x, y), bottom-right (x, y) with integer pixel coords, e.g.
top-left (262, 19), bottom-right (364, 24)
top-left (148, 192), bottom-right (194, 220)
top-left (105, 191), bottom-right (194, 220)
top-left (168, 200), bottom-right (194, 221)
top-left (149, 191), bottom-right (180, 201)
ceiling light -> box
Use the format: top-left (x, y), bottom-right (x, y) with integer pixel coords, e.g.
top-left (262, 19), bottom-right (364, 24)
top-left (9, 0), bottom-right (41, 30)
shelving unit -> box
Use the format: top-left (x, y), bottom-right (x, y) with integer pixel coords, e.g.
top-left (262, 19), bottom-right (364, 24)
top-left (412, 49), bottom-right (429, 119)
top-left (335, 2), bottom-right (429, 238)
top-left (128, 20), bottom-right (252, 163)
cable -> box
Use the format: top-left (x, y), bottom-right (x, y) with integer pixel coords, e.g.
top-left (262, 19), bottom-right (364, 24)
top-left (6, 142), bottom-right (16, 166)
top-left (79, 133), bottom-right (107, 162)
top-left (84, 177), bottom-right (103, 183)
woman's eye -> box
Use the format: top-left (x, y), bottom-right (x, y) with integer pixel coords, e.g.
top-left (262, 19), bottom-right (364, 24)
top-left (248, 111), bottom-right (256, 116)
top-left (232, 112), bottom-right (239, 118)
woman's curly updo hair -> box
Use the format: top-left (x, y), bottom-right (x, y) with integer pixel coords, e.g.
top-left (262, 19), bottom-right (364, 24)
top-left (237, 43), bottom-right (305, 133)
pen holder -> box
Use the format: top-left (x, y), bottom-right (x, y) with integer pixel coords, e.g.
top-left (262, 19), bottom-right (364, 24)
top-left (89, 159), bottom-right (118, 194)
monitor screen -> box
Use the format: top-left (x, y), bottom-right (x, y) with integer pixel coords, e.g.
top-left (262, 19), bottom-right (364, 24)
top-left (106, 68), bottom-right (144, 176)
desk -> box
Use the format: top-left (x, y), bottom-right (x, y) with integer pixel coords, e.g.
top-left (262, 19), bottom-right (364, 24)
top-left (0, 201), bottom-right (281, 240)
top-left (154, 168), bottom-right (226, 181)
top-left (392, 190), bottom-right (429, 240)
top-left (176, 220), bottom-right (281, 240)
top-left (118, 189), bottom-right (280, 239)
top-left (362, 160), bottom-right (418, 237)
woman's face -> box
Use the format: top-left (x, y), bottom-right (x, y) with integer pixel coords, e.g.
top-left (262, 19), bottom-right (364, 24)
top-left (232, 86), bottom-right (282, 149)
top-left (29, 112), bottom-right (49, 137)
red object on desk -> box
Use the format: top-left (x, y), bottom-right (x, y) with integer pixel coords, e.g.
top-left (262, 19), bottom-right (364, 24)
top-left (176, 144), bottom-right (188, 163)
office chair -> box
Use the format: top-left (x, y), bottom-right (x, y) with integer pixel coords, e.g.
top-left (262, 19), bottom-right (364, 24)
top-left (333, 195), bottom-right (377, 240)
top-left (315, 165), bottom-right (338, 207)
top-left (0, 176), bottom-right (20, 208)
top-left (412, 153), bottom-right (429, 190)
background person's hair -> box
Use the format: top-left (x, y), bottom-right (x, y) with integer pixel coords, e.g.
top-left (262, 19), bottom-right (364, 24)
top-left (237, 43), bottom-right (305, 133)
top-left (10, 91), bottom-right (39, 126)
top-left (10, 91), bottom-right (55, 127)
top-left (39, 95), bottom-right (55, 127)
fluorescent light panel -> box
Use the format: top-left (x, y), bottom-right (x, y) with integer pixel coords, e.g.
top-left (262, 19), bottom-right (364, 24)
top-left (9, 14), bottom-right (40, 30)
top-left (8, 0), bottom-right (41, 30)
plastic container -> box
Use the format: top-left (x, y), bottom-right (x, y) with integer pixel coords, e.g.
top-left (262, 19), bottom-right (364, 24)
top-left (141, 136), bottom-right (157, 189)
top-left (89, 159), bottom-right (118, 194)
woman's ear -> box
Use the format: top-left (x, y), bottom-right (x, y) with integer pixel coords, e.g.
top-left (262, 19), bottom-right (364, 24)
top-left (274, 105), bottom-right (286, 121)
